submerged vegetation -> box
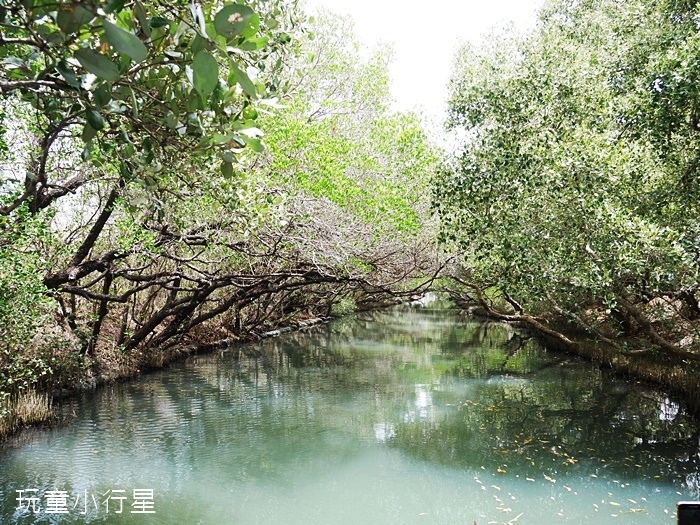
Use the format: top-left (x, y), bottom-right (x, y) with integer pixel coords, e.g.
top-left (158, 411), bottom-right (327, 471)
top-left (1, 0), bottom-right (700, 435)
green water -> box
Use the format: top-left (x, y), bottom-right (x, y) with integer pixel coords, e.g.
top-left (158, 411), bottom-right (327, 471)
top-left (1, 307), bottom-right (699, 524)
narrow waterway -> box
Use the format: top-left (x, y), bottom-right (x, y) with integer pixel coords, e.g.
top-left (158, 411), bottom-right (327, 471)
top-left (1, 306), bottom-right (698, 524)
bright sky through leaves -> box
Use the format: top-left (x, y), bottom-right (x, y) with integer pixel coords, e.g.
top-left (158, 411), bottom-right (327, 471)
top-left (304, 0), bottom-right (544, 115)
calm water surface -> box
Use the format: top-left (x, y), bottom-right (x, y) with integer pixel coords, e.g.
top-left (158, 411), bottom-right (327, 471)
top-left (1, 307), bottom-right (699, 524)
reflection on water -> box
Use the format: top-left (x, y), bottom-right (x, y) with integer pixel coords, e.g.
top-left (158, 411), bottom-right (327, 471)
top-left (0, 307), bottom-right (699, 524)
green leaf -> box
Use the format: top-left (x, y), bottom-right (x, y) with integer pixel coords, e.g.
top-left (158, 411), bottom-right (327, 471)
top-left (186, 91), bottom-right (202, 112)
top-left (56, 60), bottom-right (80, 88)
top-left (149, 17), bottom-right (170, 28)
top-left (56, 5), bottom-right (93, 34)
top-left (213, 133), bottom-right (232, 144)
top-left (230, 61), bottom-right (256, 98)
top-left (81, 144), bottom-right (92, 161)
top-left (191, 34), bottom-right (209, 56)
top-left (93, 85), bottom-right (111, 108)
top-left (243, 136), bottom-right (264, 152)
top-left (240, 13), bottom-right (260, 38)
top-left (56, 9), bottom-right (77, 34)
top-left (164, 111), bottom-right (178, 129)
top-left (81, 122), bottom-right (97, 143)
top-left (221, 161), bottom-right (233, 178)
top-left (128, 86), bottom-right (139, 119)
top-left (214, 5), bottom-right (254, 39)
top-left (104, 0), bottom-right (126, 14)
top-left (74, 48), bottom-right (121, 81)
top-left (192, 50), bottom-right (219, 99)
top-left (242, 105), bottom-right (258, 120)
top-left (86, 108), bottom-right (105, 130)
top-left (103, 20), bottom-right (148, 63)
top-left (220, 150), bottom-right (236, 163)
top-left (133, 0), bottom-right (151, 38)
top-left (237, 36), bottom-right (268, 51)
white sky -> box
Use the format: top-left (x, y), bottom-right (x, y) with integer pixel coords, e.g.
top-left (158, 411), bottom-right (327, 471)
top-left (303, 0), bottom-right (545, 117)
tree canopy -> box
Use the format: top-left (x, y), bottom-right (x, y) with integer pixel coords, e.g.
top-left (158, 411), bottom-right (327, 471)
top-left (435, 0), bottom-right (700, 361)
top-left (0, 1), bottom-right (440, 405)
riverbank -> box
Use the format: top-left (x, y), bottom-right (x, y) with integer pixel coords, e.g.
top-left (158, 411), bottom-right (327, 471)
top-left (461, 303), bottom-right (700, 415)
top-left (536, 325), bottom-right (700, 415)
top-left (0, 316), bottom-right (334, 444)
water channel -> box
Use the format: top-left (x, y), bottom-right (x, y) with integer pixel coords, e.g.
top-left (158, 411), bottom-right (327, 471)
top-left (1, 306), bottom-right (699, 524)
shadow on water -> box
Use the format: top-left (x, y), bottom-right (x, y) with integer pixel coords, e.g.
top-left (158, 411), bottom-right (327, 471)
top-left (0, 305), bottom-right (698, 524)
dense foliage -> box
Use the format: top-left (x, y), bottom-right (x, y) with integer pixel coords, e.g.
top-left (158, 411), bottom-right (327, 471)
top-left (0, 0), bottom-right (439, 409)
top-left (435, 0), bottom-right (700, 359)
